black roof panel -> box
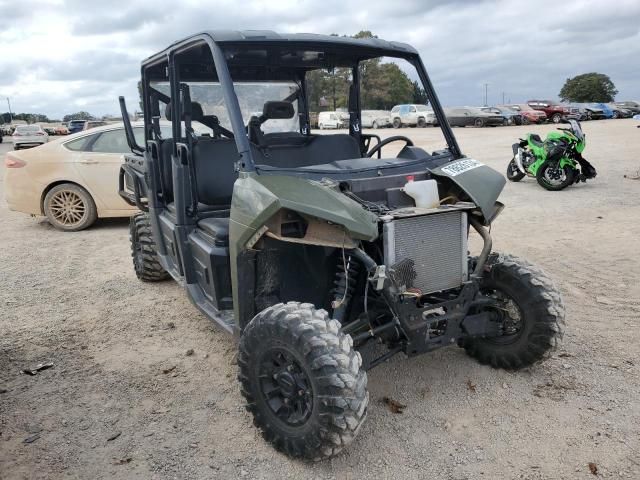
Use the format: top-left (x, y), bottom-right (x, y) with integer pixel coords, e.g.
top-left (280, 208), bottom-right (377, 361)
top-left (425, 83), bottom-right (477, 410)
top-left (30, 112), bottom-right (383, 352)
top-left (142, 30), bottom-right (418, 67)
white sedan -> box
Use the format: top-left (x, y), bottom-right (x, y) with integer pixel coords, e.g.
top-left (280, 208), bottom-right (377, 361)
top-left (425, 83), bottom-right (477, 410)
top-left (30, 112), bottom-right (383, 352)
top-left (4, 123), bottom-right (150, 231)
top-left (12, 124), bottom-right (49, 149)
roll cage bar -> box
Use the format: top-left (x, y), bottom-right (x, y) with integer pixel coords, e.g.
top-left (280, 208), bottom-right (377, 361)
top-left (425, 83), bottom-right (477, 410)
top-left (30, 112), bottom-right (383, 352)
top-left (137, 31), bottom-right (462, 172)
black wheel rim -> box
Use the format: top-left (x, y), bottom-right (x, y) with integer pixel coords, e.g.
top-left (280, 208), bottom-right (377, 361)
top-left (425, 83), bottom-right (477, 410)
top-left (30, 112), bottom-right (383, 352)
top-left (542, 165), bottom-right (568, 186)
top-left (258, 347), bottom-right (313, 427)
top-left (481, 288), bottom-right (525, 345)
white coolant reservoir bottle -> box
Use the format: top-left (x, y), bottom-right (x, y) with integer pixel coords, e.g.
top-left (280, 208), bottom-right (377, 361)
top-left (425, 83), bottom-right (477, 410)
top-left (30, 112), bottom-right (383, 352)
top-left (403, 179), bottom-right (440, 208)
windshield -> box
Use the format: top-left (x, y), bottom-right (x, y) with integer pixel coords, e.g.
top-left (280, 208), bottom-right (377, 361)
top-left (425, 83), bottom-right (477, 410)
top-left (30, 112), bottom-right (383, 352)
top-left (568, 119), bottom-right (584, 140)
top-left (152, 81), bottom-right (300, 134)
top-left (148, 47), bottom-right (452, 173)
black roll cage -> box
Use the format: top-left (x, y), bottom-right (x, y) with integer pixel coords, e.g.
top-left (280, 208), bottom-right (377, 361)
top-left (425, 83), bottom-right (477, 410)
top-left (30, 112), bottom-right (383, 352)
top-left (138, 31), bottom-right (462, 174)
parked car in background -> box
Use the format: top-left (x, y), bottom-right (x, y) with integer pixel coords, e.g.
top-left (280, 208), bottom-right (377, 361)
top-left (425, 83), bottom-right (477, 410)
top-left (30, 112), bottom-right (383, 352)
top-left (527, 100), bottom-right (579, 123)
top-left (590, 103), bottom-right (613, 119)
top-left (604, 103), bottom-right (632, 118)
top-left (54, 126), bottom-right (69, 135)
top-left (480, 106), bottom-right (522, 125)
top-left (614, 101), bottom-right (640, 115)
top-left (3, 123), bottom-right (158, 231)
top-left (565, 105), bottom-right (582, 120)
top-left (84, 121), bottom-right (108, 130)
top-left (309, 112), bottom-right (319, 129)
top-left (389, 104), bottom-right (436, 128)
top-left (361, 110), bottom-right (391, 128)
top-left (317, 111), bottom-right (345, 129)
top-left (570, 103), bottom-right (606, 120)
top-left (67, 120), bottom-right (87, 134)
top-left (12, 124), bottom-right (49, 149)
top-left (444, 107), bottom-right (504, 127)
top-left (499, 104), bottom-right (547, 124)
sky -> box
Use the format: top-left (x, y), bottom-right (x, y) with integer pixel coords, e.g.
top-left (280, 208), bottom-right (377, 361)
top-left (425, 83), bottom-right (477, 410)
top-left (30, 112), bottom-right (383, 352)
top-left (1, 0), bottom-right (639, 119)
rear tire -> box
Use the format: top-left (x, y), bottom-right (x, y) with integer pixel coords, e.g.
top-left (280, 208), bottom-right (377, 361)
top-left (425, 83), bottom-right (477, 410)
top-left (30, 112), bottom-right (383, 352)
top-left (372, 121), bottom-right (378, 129)
top-left (130, 213), bottom-right (169, 281)
top-left (464, 254), bottom-right (565, 369)
top-left (43, 183), bottom-right (97, 231)
top-left (521, 117), bottom-right (530, 125)
top-left (506, 159), bottom-right (525, 182)
top-left (551, 113), bottom-right (562, 124)
top-left (536, 162), bottom-right (576, 191)
top-left (474, 118), bottom-right (484, 127)
top-left (238, 302), bottom-right (368, 460)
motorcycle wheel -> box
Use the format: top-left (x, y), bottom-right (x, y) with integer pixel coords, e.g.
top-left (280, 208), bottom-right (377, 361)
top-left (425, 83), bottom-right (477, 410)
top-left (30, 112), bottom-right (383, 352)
top-left (536, 163), bottom-right (576, 191)
top-left (506, 159), bottom-right (525, 182)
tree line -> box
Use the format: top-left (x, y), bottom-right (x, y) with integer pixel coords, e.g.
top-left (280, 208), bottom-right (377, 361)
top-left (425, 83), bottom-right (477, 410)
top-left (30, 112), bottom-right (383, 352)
top-left (559, 72), bottom-right (618, 103)
top-left (1, 111), bottom-right (104, 124)
top-left (305, 31), bottom-right (427, 112)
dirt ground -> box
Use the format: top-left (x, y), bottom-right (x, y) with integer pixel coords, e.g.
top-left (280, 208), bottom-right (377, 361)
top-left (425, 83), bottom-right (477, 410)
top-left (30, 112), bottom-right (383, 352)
top-left (1, 120), bottom-right (639, 480)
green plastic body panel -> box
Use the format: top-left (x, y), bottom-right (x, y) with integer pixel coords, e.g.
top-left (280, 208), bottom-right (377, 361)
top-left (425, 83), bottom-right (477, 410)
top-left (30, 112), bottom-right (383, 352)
top-left (525, 131), bottom-right (582, 175)
top-left (228, 172), bottom-right (379, 324)
top-left (430, 160), bottom-right (506, 224)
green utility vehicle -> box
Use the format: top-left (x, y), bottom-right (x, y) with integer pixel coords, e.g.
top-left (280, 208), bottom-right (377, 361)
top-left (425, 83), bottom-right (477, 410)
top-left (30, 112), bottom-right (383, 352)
top-left (118, 31), bottom-right (565, 460)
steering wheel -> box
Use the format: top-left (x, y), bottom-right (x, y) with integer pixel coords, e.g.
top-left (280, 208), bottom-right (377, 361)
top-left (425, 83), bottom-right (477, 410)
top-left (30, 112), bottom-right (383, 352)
top-left (366, 135), bottom-right (414, 158)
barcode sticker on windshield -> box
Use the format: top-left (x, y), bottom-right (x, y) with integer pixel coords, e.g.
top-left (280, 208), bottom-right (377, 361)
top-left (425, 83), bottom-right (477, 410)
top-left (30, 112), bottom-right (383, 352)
top-left (440, 159), bottom-right (483, 176)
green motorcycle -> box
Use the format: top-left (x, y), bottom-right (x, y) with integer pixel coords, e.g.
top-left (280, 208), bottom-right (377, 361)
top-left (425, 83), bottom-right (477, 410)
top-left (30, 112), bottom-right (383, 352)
top-left (507, 119), bottom-right (597, 191)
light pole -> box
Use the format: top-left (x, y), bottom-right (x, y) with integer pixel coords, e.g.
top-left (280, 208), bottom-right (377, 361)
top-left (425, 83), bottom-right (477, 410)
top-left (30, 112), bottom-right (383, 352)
top-left (483, 83), bottom-right (489, 106)
top-left (6, 97), bottom-right (13, 123)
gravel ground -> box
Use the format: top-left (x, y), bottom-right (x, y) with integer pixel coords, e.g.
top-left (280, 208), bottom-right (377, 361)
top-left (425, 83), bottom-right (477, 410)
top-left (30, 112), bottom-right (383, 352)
top-left (1, 120), bottom-right (639, 479)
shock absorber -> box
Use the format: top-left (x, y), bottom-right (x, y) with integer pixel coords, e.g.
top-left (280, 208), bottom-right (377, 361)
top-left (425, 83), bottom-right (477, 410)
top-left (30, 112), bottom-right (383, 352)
top-left (331, 253), bottom-right (360, 323)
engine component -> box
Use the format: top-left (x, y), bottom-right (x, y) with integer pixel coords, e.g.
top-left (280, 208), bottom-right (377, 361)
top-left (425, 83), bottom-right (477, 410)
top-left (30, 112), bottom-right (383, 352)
top-left (383, 211), bottom-right (468, 294)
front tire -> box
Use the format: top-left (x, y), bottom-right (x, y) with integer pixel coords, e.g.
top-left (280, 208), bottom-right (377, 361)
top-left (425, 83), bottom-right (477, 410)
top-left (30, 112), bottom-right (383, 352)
top-left (392, 118), bottom-right (401, 129)
top-left (536, 162), bottom-right (576, 191)
top-left (43, 183), bottom-right (97, 231)
top-left (238, 302), bottom-right (368, 460)
top-left (551, 113), bottom-right (562, 124)
top-left (130, 213), bottom-right (169, 281)
top-left (417, 117), bottom-right (426, 128)
top-left (474, 118), bottom-right (484, 127)
top-left (372, 121), bottom-right (378, 129)
top-left (506, 159), bottom-right (525, 182)
top-left (464, 254), bottom-right (565, 369)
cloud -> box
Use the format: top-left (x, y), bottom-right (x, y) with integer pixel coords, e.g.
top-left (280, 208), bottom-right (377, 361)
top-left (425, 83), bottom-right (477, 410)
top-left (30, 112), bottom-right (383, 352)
top-left (0, 0), bottom-right (639, 118)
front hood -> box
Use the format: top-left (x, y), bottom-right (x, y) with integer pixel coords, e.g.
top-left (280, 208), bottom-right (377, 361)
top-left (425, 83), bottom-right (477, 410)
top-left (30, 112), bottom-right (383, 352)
top-left (232, 173), bottom-right (379, 241)
top-left (430, 158), bottom-right (505, 223)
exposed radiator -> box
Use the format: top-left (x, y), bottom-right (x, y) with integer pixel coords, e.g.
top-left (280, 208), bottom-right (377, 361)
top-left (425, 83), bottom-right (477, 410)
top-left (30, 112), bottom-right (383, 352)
top-left (383, 211), bottom-right (468, 294)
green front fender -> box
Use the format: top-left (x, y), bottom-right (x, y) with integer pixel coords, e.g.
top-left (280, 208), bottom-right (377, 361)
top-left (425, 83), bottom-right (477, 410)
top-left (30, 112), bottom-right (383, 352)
top-left (228, 172), bottom-right (379, 329)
